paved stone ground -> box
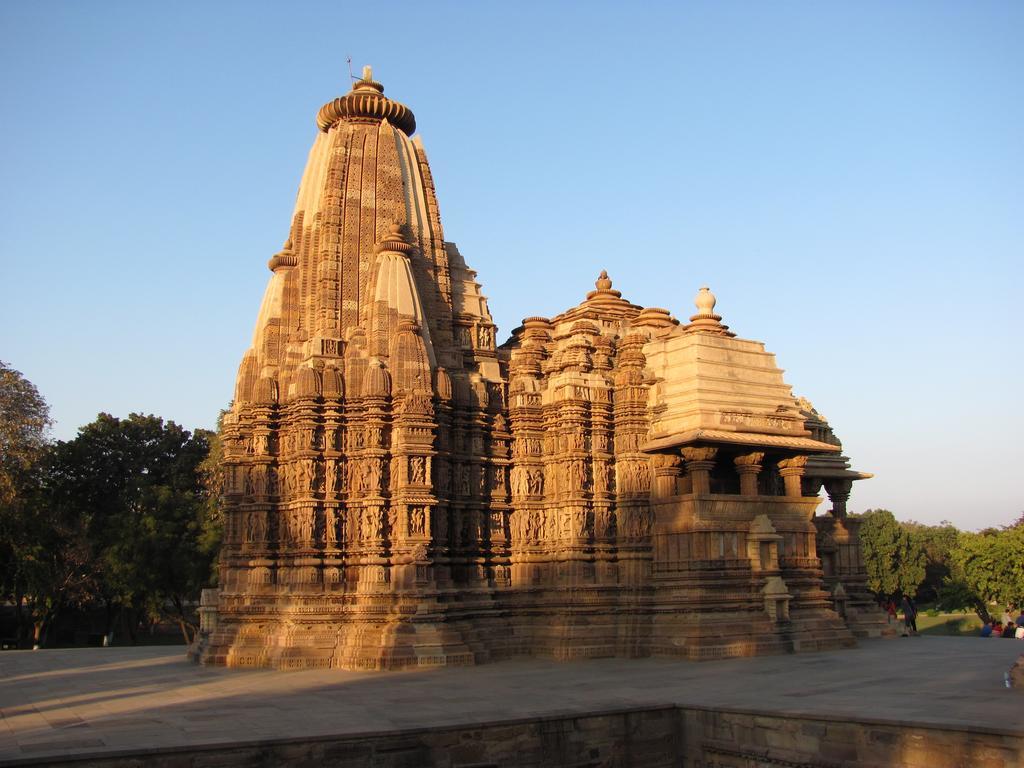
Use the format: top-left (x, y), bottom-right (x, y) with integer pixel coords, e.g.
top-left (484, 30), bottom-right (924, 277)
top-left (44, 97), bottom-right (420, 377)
top-left (1, 637), bottom-right (1021, 765)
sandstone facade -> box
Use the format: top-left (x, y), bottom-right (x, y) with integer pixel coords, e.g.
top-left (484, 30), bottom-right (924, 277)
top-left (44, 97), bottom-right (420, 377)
top-left (192, 68), bottom-right (890, 670)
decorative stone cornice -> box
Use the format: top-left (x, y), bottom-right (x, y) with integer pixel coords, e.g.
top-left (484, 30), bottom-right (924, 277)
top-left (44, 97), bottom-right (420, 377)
top-left (316, 66), bottom-right (417, 136)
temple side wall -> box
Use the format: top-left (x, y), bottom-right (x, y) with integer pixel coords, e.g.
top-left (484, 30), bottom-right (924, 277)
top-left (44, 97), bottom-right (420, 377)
top-left (37, 707), bottom-right (1023, 768)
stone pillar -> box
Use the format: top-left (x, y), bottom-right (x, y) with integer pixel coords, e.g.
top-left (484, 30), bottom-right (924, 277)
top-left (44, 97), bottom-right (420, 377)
top-left (680, 446), bottom-right (717, 495)
top-left (652, 454), bottom-right (682, 498)
top-left (825, 478), bottom-right (853, 519)
top-left (733, 451), bottom-right (765, 496)
top-left (777, 456), bottom-right (808, 498)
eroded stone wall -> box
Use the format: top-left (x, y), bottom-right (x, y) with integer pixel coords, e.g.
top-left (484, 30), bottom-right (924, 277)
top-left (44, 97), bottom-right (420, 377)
top-left (42, 707), bottom-right (1023, 768)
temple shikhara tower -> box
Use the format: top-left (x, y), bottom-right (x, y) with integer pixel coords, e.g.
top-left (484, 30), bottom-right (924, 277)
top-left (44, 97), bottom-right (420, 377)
top-left (192, 68), bottom-right (889, 670)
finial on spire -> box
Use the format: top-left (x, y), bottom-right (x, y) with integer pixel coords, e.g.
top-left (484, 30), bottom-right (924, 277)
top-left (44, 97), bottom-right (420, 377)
top-left (350, 64), bottom-right (383, 94)
top-left (684, 285), bottom-right (735, 336)
top-left (695, 286), bottom-right (715, 315)
top-left (317, 65), bottom-right (416, 135)
top-left (585, 269), bottom-right (623, 302)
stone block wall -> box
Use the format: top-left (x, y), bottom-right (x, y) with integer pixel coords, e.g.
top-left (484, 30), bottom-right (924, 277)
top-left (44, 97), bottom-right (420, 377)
top-left (36, 706), bottom-right (1023, 768)
top-left (680, 707), bottom-right (1023, 767)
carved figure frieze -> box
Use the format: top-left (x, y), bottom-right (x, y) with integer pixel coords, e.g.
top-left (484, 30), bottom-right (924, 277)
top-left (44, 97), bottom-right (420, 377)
top-left (324, 507), bottom-right (344, 545)
top-left (457, 465), bottom-right (471, 497)
top-left (527, 468), bottom-right (544, 495)
top-left (618, 508), bottom-right (651, 539)
top-left (298, 509), bottom-right (314, 544)
top-left (571, 509), bottom-right (588, 538)
top-left (409, 456), bottom-right (426, 485)
top-left (350, 458), bottom-right (382, 494)
top-left (594, 508), bottom-right (613, 538)
top-left (409, 506), bottom-right (427, 536)
top-left (492, 465), bottom-right (505, 492)
top-left (361, 507), bottom-right (383, 540)
top-left (325, 459), bottom-right (341, 494)
top-left (510, 510), bottom-right (528, 542)
top-left (510, 466), bottom-right (528, 497)
top-left (565, 459), bottom-right (588, 492)
top-left (616, 460), bottom-right (650, 493)
top-left (300, 459), bottom-right (318, 493)
top-left (244, 511), bottom-right (267, 544)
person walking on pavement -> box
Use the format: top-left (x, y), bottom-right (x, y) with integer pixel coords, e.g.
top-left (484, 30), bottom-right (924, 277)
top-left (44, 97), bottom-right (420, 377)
top-left (901, 595), bottom-right (918, 636)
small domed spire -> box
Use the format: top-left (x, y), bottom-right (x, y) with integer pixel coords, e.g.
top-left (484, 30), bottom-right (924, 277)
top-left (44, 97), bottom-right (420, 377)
top-left (268, 238), bottom-right (299, 272)
top-left (595, 270), bottom-right (612, 291)
top-left (684, 286), bottom-right (735, 336)
top-left (374, 221), bottom-right (414, 254)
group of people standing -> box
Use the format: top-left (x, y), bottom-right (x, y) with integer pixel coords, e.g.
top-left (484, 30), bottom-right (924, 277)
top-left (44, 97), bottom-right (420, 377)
top-left (885, 598), bottom-right (1024, 639)
top-left (884, 596), bottom-right (920, 637)
top-left (980, 608), bottom-right (1024, 639)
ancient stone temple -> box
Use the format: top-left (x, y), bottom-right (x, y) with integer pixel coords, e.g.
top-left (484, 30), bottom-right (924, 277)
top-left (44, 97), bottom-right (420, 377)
top-left (191, 68), bottom-right (890, 670)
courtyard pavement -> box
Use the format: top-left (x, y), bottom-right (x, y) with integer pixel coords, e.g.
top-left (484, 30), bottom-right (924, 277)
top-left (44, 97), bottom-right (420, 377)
top-left (0, 637), bottom-right (1021, 765)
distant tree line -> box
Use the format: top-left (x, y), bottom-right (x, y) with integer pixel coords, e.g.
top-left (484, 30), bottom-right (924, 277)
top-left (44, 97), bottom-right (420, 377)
top-left (0, 361), bottom-right (221, 648)
top-left (856, 509), bottom-right (1024, 620)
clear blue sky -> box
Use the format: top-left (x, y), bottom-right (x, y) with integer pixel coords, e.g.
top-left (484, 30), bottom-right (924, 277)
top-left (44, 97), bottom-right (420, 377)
top-left (2, 2), bottom-right (1021, 529)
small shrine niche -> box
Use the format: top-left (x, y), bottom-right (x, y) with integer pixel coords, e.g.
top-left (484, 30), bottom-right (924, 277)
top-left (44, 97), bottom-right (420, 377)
top-left (746, 514), bottom-right (782, 572)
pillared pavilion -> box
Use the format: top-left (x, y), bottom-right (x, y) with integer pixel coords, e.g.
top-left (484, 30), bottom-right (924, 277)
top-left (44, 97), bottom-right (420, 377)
top-left (191, 68), bottom-right (889, 670)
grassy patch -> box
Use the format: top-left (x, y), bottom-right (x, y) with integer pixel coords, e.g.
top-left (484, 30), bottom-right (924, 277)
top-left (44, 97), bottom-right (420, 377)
top-left (916, 612), bottom-right (985, 636)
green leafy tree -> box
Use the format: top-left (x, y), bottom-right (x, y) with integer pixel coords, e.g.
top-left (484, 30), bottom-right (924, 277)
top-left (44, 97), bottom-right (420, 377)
top-left (902, 520), bottom-right (959, 602)
top-left (856, 509), bottom-right (926, 598)
top-left (0, 361), bottom-right (64, 646)
top-left (10, 456), bottom-right (99, 647)
top-left (943, 521), bottom-right (1024, 622)
top-left (45, 414), bottom-right (218, 644)
top-left (195, 411), bottom-right (226, 585)
top-left (0, 360), bottom-right (51, 506)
